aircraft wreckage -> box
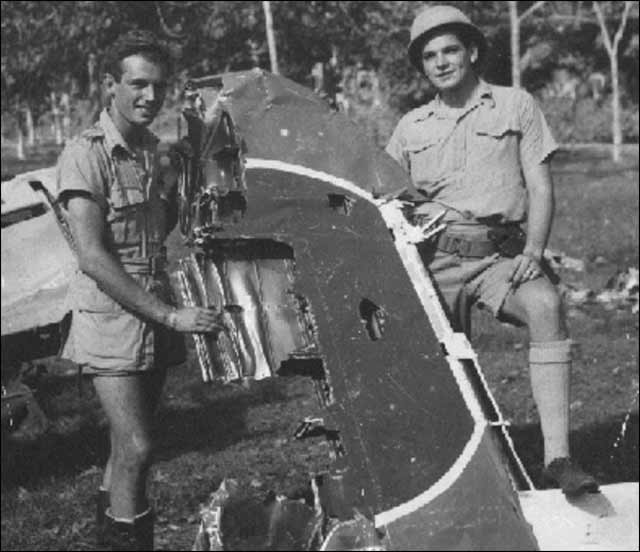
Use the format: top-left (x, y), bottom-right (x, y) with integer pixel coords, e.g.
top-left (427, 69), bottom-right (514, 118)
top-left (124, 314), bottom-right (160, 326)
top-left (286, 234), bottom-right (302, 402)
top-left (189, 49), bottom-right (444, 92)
top-left (1, 69), bottom-right (638, 550)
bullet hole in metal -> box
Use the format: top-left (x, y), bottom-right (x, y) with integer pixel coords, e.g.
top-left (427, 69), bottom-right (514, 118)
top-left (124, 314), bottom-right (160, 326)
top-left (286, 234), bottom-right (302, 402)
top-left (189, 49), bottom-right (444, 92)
top-left (327, 193), bottom-right (356, 216)
top-left (202, 238), bottom-right (294, 260)
top-left (278, 356), bottom-right (334, 407)
top-left (359, 299), bottom-right (386, 341)
top-left (216, 190), bottom-right (247, 222)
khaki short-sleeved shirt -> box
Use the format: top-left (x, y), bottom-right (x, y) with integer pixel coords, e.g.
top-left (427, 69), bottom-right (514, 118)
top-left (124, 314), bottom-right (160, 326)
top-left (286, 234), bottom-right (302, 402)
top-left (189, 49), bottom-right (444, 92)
top-left (385, 80), bottom-right (558, 224)
top-left (56, 110), bottom-right (181, 372)
top-left (57, 109), bottom-right (168, 262)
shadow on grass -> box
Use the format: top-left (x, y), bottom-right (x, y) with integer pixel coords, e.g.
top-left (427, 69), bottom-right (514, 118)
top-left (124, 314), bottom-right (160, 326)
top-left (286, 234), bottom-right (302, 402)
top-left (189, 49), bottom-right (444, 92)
top-left (1, 376), bottom-right (290, 490)
top-left (510, 410), bottom-right (639, 488)
top-left (1, 411), bottom-right (108, 490)
top-left (154, 377), bottom-right (290, 461)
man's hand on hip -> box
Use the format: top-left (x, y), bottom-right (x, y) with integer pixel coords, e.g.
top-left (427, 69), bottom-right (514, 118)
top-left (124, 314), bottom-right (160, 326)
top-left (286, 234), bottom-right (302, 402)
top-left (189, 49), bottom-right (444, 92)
top-left (509, 252), bottom-right (543, 287)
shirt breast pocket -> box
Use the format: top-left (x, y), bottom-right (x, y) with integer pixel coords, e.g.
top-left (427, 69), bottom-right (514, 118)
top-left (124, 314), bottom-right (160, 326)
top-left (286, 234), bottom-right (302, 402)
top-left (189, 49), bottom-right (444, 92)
top-left (106, 179), bottom-right (147, 250)
top-left (108, 182), bottom-right (146, 222)
top-left (475, 117), bottom-right (521, 139)
top-left (473, 118), bottom-right (521, 167)
top-left (405, 135), bottom-right (443, 184)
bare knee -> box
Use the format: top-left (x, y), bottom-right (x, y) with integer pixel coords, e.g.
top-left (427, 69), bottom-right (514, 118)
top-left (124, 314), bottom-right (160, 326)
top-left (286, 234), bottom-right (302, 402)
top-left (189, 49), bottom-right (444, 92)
top-left (522, 283), bottom-right (565, 339)
top-left (113, 432), bottom-right (154, 472)
top-left (503, 279), bottom-right (565, 339)
top-left (526, 286), bottom-right (562, 318)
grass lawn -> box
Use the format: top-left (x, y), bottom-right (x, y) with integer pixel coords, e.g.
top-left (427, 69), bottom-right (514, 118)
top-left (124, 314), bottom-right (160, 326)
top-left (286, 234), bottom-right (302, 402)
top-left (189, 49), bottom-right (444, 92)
top-left (1, 146), bottom-right (638, 551)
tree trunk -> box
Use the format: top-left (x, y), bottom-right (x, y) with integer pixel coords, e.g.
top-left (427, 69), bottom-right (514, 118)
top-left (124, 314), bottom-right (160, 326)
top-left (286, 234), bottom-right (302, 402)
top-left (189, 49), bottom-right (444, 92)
top-left (610, 52), bottom-right (621, 162)
top-left (509, 1), bottom-right (520, 88)
top-left (16, 126), bottom-right (25, 160)
top-left (510, 1), bottom-right (547, 88)
top-left (593, 1), bottom-right (632, 163)
top-left (51, 92), bottom-right (63, 146)
top-left (25, 105), bottom-right (35, 147)
top-left (262, 1), bottom-right (279, 74)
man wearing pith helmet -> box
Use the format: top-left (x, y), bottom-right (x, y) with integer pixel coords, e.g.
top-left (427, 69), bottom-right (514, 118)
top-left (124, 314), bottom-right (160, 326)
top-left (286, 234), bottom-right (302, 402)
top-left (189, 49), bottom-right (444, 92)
top-left (386, 4), bottom-right (599, 497)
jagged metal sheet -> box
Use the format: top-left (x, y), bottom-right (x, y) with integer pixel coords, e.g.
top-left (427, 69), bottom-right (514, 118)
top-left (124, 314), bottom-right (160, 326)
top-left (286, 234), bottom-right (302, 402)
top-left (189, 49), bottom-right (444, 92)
top-left (174, 249), bottom-right (312, 382)
top-left (203, 165), bottom-right (536, 549)
top-left (187, 69), bottom-right (407, 199)
top-left (184, 69), bottom-right (538, 549)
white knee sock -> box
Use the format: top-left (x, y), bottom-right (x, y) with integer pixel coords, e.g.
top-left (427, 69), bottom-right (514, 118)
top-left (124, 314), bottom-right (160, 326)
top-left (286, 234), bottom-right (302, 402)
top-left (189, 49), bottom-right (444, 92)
top-left (106, 507), bottom-right (151, 524)
top-left (529, 340), bottom-right (572, 466)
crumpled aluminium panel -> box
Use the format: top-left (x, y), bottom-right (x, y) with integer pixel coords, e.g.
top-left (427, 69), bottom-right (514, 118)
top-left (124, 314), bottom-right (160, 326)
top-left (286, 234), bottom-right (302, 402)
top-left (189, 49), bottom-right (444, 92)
top-left (181, 70), bottom-right (538, 550)
top-left (174, 245), bottom-right (318, 383)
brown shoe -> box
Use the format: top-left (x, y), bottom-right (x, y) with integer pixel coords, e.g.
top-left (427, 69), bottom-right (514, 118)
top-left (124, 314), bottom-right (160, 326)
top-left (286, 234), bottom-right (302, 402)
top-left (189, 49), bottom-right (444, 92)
top-left (542, 457), bottom-right (600, 497)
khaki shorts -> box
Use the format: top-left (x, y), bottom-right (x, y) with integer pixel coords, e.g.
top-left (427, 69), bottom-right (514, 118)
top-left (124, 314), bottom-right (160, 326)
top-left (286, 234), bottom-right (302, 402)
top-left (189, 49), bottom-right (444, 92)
top-left (423, 248), bottom-right (555, 327)
top-left (60, 273), bottom-right (185, 376)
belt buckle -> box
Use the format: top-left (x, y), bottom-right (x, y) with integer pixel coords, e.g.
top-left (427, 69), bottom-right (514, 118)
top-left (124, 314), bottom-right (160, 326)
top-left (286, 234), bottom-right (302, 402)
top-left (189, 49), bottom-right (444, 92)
top-left (458, 239), bottom-right (472, 257)
top-left (449, 236), bottom-right (463, 255)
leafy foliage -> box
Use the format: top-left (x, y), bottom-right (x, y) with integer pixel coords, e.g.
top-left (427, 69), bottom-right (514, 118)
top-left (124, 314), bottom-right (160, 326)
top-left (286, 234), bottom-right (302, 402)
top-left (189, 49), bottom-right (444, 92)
top-left (541, 96), bottom-right (639, 143)
top-left (1, 1), bottom-right (638, 142)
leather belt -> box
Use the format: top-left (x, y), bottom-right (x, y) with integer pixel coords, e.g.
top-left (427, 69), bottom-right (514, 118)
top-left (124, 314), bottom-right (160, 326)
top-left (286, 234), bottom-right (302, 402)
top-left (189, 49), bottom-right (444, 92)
top-left (121, 252), bottom-right (167, 276)
top-left (121, 258), bottom-right (151, 275)
top-left (436, 232), bottom-right (496, 258)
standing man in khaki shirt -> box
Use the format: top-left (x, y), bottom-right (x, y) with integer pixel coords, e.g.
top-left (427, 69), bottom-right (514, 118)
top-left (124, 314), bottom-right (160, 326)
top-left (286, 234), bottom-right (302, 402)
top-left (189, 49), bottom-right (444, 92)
top-left (56, 30), bottom-right (221, 550)
top-left (386, 5), bottom-right (598, 497)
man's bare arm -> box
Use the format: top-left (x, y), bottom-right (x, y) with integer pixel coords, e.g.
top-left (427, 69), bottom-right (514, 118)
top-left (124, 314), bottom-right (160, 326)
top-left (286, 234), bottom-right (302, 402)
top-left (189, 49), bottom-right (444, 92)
top-left (64, 193), bottom-right (220, 332)
top-left (523, 161), bottom-right (554, 259)
top-left (509, 161), bottom-right (554, 285)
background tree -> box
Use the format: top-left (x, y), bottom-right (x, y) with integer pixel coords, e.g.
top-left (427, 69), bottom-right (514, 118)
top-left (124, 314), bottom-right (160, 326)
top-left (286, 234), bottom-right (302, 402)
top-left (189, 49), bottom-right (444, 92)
top-left (508, 1), bottom-right (546, 88)
top-left (593, 1), bottom-right (634, 162)
top-left (1, 1), bottom-right (638, 151)
top-left (262, 1), bottom-right (279, 74)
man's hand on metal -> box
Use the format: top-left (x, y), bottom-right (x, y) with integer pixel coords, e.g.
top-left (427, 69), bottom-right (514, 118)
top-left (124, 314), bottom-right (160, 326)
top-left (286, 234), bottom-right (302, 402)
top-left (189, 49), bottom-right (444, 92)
top-left (167, 306), bottom-right (225, 333)
top-left (509, 251), bottom-right (543, 287)
top-left (416, 209), bottom-right (447, 241)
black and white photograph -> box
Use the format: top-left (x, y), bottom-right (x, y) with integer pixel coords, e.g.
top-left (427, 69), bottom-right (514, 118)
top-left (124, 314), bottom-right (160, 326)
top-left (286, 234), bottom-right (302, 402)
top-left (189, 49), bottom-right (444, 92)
top-left (1, 1), bottom-right (638, 550)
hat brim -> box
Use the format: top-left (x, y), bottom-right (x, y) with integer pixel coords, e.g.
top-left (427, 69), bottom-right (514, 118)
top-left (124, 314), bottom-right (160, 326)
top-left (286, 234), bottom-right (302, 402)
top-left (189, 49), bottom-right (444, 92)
top-left (409, 22), bottom-right (487, 73)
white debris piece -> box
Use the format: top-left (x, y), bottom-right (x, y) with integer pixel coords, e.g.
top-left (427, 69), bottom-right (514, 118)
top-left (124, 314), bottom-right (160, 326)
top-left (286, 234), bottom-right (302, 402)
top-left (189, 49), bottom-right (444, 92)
top-left (192, 478), bottom-right (238, 551)
top-left (559, 266), bottom-right (638, 313)
top-left (544, 249), bottom-right (585, 272)
top-left (598, 267), bottom-right (639, 313)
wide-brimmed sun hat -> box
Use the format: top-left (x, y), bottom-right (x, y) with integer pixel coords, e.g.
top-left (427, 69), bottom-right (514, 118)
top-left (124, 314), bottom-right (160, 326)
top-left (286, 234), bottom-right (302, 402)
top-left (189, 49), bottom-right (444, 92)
top-left (408, 5), bottom-right (487, 71)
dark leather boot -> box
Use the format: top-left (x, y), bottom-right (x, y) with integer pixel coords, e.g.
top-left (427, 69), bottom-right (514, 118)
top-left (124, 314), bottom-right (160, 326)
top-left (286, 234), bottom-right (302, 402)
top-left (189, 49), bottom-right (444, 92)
top-left (542, 457), bottom-right (599, 497)
top-left (135, 508), bottom-right (154, 551)
top-left (104, 509), bottom-right (154, 551)
top-left (96, 489), bottom-right (109, 545)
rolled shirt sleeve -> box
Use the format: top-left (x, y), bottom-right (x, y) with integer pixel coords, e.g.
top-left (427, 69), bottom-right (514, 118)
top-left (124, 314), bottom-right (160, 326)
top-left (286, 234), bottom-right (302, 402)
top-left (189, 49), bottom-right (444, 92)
top-left (518, 90), bottom-right (559, 169)
top-left (56, 140), bottom-right (110, 213)
top-left (385, 117), bottom-right (410, 173)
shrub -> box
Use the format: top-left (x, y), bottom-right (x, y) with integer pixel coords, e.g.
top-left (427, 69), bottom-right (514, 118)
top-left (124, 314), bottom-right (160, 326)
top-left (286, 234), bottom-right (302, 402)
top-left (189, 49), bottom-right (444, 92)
top-left (538, 95), bottom-right (639, 143)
